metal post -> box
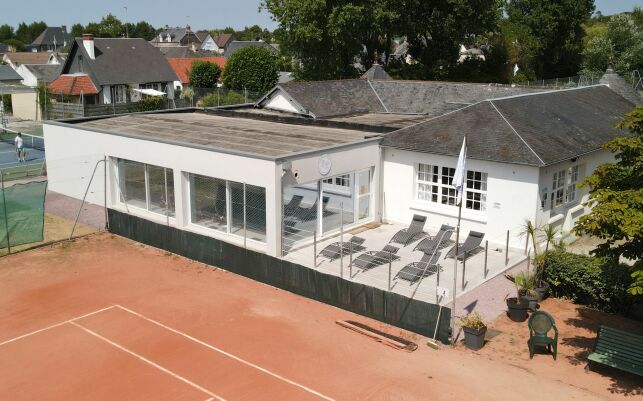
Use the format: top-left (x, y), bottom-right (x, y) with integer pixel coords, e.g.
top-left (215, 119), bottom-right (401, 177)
top-left (349, 240), bottom-right (353, 277)
top-left (104, 156), bottom-right (108, 230)
top-left (313, 231), bottom-right (317, 267)
top-left (243, 182), bottom-right (247, 249)
top-left (217, 87), bottom-right (220, 107)
top-left (484, 240), bottom-right (488, 278)
top-left (1, 171), bottom-right (11, 254)
top-left (505, 230), bottom-right (510, 266)
top-left (339, 204), bottom-right (344, 278)
top-left (388, 251), bottom-right (392, 290)
top-left (164, 168), bottom-right (170, 227)
top-left (70, 160), bottom-right (104, 240)
top-left (461, 255), bottom-right (466, 290)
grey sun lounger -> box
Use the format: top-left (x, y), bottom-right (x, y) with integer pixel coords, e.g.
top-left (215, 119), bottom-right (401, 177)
top-left (351, 244), bottom-right (400, 270)
top-left (318, 236), bottom-right (366, 260)
top-left (389, 214), bottom-right (427, 246)
top-left (283, 195), bottom-right (303, 217)
top-left (413, 224), bottom-right (455, 254)
top-left (396, 251), bottom-right (441, 284)
top-left (299, 196), bottom-right (330, 221)
top-left (446, 231), bottom-right (485, 260)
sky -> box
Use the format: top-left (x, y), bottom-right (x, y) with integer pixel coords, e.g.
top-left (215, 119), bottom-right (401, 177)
top-left (0, 0), bottom-right (641, 31)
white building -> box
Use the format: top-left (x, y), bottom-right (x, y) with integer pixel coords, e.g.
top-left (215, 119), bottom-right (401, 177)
top-left (43, 72), bottom-right (639, 257)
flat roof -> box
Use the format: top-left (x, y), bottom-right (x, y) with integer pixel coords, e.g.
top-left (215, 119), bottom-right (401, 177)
top-left (70, 111), bottom-right (376, 159)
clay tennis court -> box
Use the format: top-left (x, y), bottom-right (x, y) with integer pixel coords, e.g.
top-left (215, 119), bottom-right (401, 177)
top-left (0, 234), bottom-right (614, 400)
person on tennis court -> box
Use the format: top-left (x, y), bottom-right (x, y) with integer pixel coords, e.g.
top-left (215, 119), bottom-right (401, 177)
top-left (14, 133), bottom-right (26, 163)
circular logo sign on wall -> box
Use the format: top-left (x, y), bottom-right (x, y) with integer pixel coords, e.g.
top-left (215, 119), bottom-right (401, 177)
top-left (318, 154), bottom-right (332, 176)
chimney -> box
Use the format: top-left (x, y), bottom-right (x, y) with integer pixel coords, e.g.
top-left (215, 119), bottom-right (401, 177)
top-left (82, 34), bottom-right (95, 59)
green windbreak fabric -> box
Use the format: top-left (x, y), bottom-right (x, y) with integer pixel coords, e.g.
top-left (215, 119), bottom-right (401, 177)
top-left (0, 180), bottom-right (47, 248)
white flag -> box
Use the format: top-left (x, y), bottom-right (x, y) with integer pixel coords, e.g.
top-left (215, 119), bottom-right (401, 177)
top-left (453, 137), bottom-right (467, 206)
top-left (513, 63), bottom-right (519, 76)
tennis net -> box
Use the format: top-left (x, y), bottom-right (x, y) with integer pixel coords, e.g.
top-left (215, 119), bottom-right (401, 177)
top-left (0, 131), bottom-right (44, 151)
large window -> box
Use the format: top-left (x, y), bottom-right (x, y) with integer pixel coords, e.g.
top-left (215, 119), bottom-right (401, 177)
top-left (117, 159), bottom-right (175, 216)
top-left (551, 165), bottom-right (580, 208)
top-left (417, 163), bottom-right (487, 211)
top-left (189, 173), bottom-right (266, 242)
top-left (112, 85), bottom-right (127, 103)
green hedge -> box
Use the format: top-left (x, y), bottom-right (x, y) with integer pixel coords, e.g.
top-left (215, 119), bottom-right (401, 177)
top-left (543, 251), bottom-right (633, 313)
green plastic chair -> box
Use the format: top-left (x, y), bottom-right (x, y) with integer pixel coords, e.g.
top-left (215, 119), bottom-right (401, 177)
top-left (528, 311), bottom-right (558, 360)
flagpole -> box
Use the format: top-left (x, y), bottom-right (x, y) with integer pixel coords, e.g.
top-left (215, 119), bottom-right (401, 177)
top-left (451, 197), bottom-right (462, 343)
top-left (450, 136), bottom-right (466, 344)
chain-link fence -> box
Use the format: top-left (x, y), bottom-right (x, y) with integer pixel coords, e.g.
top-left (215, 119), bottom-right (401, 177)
top-left (39, 85), bottom-right (264, 120)
top-left (0, 177), bottom-right (47, 252)
top-left (175, 87), bottom-right (263, 108)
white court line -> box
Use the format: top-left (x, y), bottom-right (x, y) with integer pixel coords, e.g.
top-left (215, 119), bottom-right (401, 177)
top-left (116, 304), bottom-right (335, 401)
top-left (69, 321), bottom-right (227, 401)
top-left (0, 305), bottom-right (116, 347)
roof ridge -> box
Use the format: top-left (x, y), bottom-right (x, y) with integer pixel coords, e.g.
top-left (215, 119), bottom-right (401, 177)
top-left (488, 100), bottom-right (545, 165)
top-left (384, 101), bottom-right (482, 137)
top-left (488, 84), bottom-right (606, 101)
top-left (366, 79), bottom-right (389, 113)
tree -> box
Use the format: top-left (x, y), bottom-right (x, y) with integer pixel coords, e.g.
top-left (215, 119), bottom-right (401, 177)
top-left (264, 0), bottom-right (399, 80)
top-left (397, 0), bottom-right (502, 80)
top-left (97, 14), bottom-right (124, 37)
top-left (189, 61), bottom-right (222, 88)
top-left (505, 0), bottom-right (594, 79)
top-left (223, 46), bottom-right (278, 93)
top-left (70, 23), bottom-right (85, 39)
top-left (14, 21), bottom-right (47, 44)
top-left (4, 39), bottom-right (26, 52)
top-left (0, 24), bottom-right (14, 42)
top-left (132, 21), bottom-right (157, 41)
top-left (573, 106), bottom-right (643, 295)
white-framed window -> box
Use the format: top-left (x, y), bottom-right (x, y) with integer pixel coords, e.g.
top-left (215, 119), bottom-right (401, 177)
top-left (112, 85), bottom-right (127, 103)
top-left (188, 172), bottom-right (266, 242)
top-left (117, 158), bottom-right (175, 216)
top-left (322, 174), bottom-right (350, 188)
top-left (417, 163), bottom-right (487, 211)
top-left (551, 165), bottom-right (580, 208)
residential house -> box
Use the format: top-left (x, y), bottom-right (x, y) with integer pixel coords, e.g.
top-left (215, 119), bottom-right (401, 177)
top-left (48, 35), bottom-right (178, 105)
top-left (28, 26), bottom-right (71, 52)
top-left (196, 32), bottom-right (218, 52)
top-left (0, 65), bottom-right (23, 85)
top-left (224, 40), bottom-right (278, 58)
top-left (212, 33), bottom-right (234, 55)
top-left (0, 65), bottom-right (40, 120)
top-left (167, 57), bottom-right (226, 90)
top-left (2, 52), bottom-right (60, 69)
top-left (16, 64), bottom-right (62, 87)
top-left (151, 25), bottom-right (201, 48)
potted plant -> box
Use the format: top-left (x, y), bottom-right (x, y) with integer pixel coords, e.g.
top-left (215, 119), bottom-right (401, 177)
top-left (459, 312), bottom-right (487, 351)
top-left (505, 274), bottom-right (529, 321)
top-left (515, 271), bottom-right (539, 312)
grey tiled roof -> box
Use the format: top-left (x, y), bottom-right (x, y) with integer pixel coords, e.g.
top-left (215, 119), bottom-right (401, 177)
top-left (0, 65), bottom-right (22, 81)
top-left (361, 64), bottom-right (392, 80)
top-left (23, 64), bottom-right (62, 83)
top-left (67, 38), bottom-right (178, 86)
top-left (382, 86), bottom-right (636, 166)
top-left (30, 27), bottom-right (71, 46)
top-left (600, 67), bottom-right (641, 105)
top-left (278, 79), bottom-right (386, 118)
top-left (372, 80), bottom-right (542, 115)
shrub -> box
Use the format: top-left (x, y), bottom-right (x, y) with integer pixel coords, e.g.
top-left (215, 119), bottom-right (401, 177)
top-left (138, 97), bottom-right (164, 112)
top-left (199, 90), bottom-right (246, 107)
top-left (542, 251), bottom-right (633, 313)
top-left (223, 46), bottom-right (279, 94)
top-left (189, 61), bottom-right (222, 89)
top-left (458, 312), bottom-right (486, 330)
